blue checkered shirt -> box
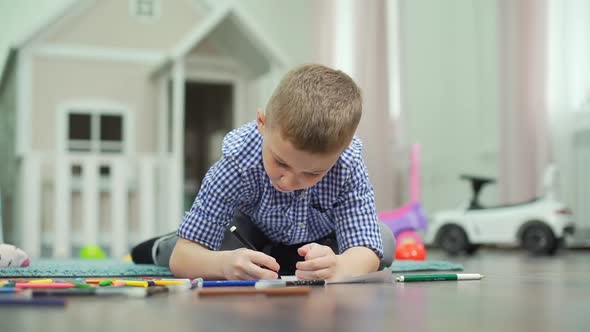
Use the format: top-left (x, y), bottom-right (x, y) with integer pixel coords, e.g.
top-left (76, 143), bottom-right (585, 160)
top-left (177, 122), bottom-right (383, 258)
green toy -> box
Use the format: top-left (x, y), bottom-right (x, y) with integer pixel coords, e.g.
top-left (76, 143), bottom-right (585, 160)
top-left (79, 245), bottom-right (107, 259)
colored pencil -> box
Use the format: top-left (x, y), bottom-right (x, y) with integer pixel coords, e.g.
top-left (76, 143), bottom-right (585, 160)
top-left (15, 283), bottom-right (76, 289)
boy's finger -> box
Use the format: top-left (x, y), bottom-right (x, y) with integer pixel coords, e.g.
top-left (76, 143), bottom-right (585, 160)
top-left (295, 267), bottom-right (332, 280)
top-left (295, 255), bottom-right (334, 271)
top-left (249, 251), bottom-right (280, 272)
top-left (297, 243), bottom-right (314, 256)
top-left (303, 244), bottom-right (333, 260)
top-left (249, 265), bottom-right (279, 280)
top-left (236, 263), bottom-right (276, 280)
top-left (298, 242), bottom-right (328, 258)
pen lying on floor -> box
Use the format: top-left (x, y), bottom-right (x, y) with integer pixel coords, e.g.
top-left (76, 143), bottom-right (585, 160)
top-left (194, 279), bottom-right (326, 288)
top-left (395, 273), bottom-right (485, 282)
top-left (0, 297), bottom-right (67, 307)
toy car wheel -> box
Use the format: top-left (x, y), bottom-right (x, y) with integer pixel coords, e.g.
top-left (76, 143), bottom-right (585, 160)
top-left (437, 225), bottom-right (469, 255)
top-left (521, 224), bottom-right (557, 255)
top-left (465, 244), bottom-right (480, 254)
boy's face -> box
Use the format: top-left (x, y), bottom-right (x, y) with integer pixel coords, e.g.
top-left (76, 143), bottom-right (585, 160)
top-left (257, 111), bottom-right (342, 193)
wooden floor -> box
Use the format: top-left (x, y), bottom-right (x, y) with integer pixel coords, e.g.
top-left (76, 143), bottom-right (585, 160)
top-left (1, 249), bottom-right (589, 332)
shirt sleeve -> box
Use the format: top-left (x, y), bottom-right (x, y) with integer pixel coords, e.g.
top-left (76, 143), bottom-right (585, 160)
top-left (177, 156), bottom-right (248, 250)
top-left (332, 158), bottom-right (384, 258)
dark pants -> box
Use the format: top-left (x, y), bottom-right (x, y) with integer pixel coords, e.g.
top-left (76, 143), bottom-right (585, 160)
top-left (153, 212), bottom-right (395, 275)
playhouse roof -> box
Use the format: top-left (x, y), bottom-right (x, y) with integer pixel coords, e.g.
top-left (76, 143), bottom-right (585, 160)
top-left (162, 2), bottom-right (289, 78)
top-left (0, 0), bottom-right (289, 88)
top-left (0, 49), bottom-right (17, 95)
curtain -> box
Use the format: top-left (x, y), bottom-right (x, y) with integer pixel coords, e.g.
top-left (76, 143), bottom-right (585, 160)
top-left (497, 0), bottom-right (551, 202)
top-left (311, 0), bottom-right (401, 211)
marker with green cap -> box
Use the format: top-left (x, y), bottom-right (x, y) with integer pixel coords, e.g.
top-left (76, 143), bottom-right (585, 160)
top-left (395, 273), bottom-right (484, 282)
top-left (99, 279), bottom-right (113, 287)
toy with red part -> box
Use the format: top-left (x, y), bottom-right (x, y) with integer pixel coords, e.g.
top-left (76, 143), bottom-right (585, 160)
top-left (378, 144), bottom-right (428, 260)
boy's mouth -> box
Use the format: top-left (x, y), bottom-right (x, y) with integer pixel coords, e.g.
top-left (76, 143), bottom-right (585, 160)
top-left (272, 182), bottom-right (293, 193)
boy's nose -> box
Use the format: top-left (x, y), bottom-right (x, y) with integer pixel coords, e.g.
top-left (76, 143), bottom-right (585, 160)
top-left (280, 173), bottom-right (299, 190)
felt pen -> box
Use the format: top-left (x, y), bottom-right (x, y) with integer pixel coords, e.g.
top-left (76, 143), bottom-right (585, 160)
top-left (31, 285), bottom-right (190, 298)
top-left (31, 288), bottom-right (147, 297)
top-left (0, 287), bottom-right (24, 294)
top-left (28, 279), bottom-right (54, 284)
top-left (199, 280), bottom-right (258, 288)
top-left (136, 278), bottom-right (192, 288)
top-left (395, 273), bottom-right (485, 282)
top-left (230, 226), bottom-right (281, 278)
top-left (120, 280), bottom-right (149, 288)
top-left (152, 279), bottom-right (187, 286)
top-left (85, 278), bottom-right (108, 284)
top-left (255, 279), bottom-right (326, 289)
top-left (0, 297), bottom-right (67, 307)
top-left (99, 279), bottom-right (113, 287)
top-left (72, 282), bottom-right (92, 288)
top-left (190, 278), bottom-right (203, 289)
top-left (15, 282), bottom-right (76, 289)
top-left (229, 226), bottom-right (258, 250)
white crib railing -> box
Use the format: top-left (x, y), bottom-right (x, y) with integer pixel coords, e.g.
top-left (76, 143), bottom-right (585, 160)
top-left (19, 153), bottom-right (170, 258)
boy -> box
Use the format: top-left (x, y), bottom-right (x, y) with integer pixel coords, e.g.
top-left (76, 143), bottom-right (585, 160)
top-left (132, 64), bottom-right (395, 280)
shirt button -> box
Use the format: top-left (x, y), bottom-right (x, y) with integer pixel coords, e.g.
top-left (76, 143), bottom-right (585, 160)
top-left (298, 222), bottom-right (306, 228)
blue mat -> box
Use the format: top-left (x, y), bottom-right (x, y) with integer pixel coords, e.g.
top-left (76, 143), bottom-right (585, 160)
top-left (0, 259), bottom-right (462, 278)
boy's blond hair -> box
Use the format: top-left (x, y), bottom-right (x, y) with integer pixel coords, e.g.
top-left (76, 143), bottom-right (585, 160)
top-left (265, 64), bottom-right (362, 154)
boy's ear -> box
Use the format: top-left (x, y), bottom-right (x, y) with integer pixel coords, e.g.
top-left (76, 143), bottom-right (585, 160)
top-left (256, 110), bottom-right (266, 136)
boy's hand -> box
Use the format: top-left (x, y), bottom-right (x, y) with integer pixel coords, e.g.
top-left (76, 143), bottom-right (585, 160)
top-left (295, 243), bottom-right (340, 280)
top-left (221, 248), bottom-right (280, 280)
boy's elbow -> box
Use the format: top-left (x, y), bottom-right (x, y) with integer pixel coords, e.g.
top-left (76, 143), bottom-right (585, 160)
top-left (364, 247), bottom-right (381, 272)
top-left (169, 238), bottom-right (208, 278)
top-left (169, 240), bottom-right (190, 278)
top-left (169, 247), bottom-right (182, 277)
top-left (371, 253), bottom-right (380, 272)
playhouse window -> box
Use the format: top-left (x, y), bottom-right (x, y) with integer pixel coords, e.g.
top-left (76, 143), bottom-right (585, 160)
top-left (131, 0), bottom-right (160, 20)
top-left (67, 112), bottom-right (124, 153)
top-left (99, 115), bottom-right (123, 153)
top-left (68, 113), bottom-right (92, 152)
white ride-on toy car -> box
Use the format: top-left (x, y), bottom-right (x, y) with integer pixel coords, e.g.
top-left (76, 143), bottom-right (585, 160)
top-left (424, 166), bottom-right (575, 255)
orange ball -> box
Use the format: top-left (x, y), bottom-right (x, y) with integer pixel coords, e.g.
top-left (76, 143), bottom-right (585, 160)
top-left (396, 230), bottom-right (424, 246)
top-left (395, 242), bottom-right (427, 261)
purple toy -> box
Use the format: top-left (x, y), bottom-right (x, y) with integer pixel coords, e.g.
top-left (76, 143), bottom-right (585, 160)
top-left (378, 144), bottom-right (428, 237)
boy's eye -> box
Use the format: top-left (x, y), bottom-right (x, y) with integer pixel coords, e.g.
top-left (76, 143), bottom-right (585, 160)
top-left (275, 159), bottom-right (288, 168)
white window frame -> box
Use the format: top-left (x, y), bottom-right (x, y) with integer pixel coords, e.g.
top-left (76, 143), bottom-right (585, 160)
top-left (129, 0), bottom-right (161, 22)
top-left (57, 101), bottom-right (132, 156)
top-left (184, 55), bottom-right (246, 129)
